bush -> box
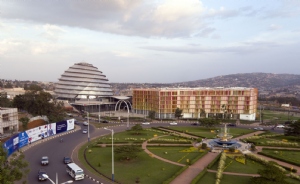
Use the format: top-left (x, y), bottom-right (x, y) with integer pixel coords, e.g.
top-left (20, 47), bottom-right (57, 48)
top-left (201, 143), bottom-right (207, 149)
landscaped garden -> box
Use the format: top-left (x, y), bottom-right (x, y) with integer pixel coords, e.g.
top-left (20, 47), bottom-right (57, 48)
top-left (167, 126), bottom-right (255, 138)
top-left (147, 146), bottom-right (207, 164)
top-left (259, 148), bottom-right (300, 166)
top-left (81, 146), bottom-right (183, 184)
top-left (77, 123), bottom-right (300, 184)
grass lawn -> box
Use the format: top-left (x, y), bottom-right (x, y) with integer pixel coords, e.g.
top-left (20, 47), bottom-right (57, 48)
top-left (210, 156), bottom-right (264, 174)
top-left (147, 146), bottom-right (206, 164)
top-left (95, 129), bottom-right (168, 143)
top-left (220, 174), bottom-right (252, 184)
top-left (169, 127), bottom-right (255, 138)
top-left (84, 146), bottom-right (183, 184)
top-left (196, 172), bottom-right (215, 184)
top-left (261, 148), bottom-right (300, 165)
top-left (260, 110), bottom-right (300, 125)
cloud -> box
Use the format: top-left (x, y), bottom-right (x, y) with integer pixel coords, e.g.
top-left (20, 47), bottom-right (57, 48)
top-left (205, 6), bottom-right (239, 19)
top-left (40, 24), bottom-right (66, 41)
top-left (0, 0), bottom-right (215, 38)
top-left (140, 40), bottom-right (280, 55)
top-left (268, 24), bottom-right (282, 31)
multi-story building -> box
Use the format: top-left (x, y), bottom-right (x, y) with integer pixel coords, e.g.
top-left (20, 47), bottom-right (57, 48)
top-left (0, 107), bottom-right (19, 134)
top-left (132, 87), bottom-right (258, 121)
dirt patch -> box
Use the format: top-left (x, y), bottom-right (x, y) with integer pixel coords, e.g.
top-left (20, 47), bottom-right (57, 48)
top-left (19, 119), bottom-right (47, 132)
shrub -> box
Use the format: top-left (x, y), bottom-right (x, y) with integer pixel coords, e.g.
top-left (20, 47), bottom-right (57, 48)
top-left (202, 143), bottom-right (207, 149)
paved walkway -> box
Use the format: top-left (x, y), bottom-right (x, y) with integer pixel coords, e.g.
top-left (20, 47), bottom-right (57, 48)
top-left (207, 169), bottom-right (260, 177)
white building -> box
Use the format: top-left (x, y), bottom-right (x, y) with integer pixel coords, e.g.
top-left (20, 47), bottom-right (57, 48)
top-left (0, 107), bottom-right (19, 134)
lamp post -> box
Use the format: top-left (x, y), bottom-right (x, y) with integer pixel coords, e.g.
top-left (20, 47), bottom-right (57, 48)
top-left (99, 102), bottom-right (101, 123)
top-left (88, 97), bottom-right (90, 142)
top-left (104, 127), bottom-right (114, 182)
top-left (42, 174), bottom-right (73, 184)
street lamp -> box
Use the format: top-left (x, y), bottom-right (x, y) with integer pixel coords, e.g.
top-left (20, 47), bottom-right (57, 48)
top-left (42, 174), bottom-right (55, 184)
top-left (42, 174), bottom-right (73, 184)
top-left (104, 127), bottom-right (114, 182)
top-left (87, 97), bottom-right (90, 142)
top-left (99, 102), bottom-right (101, 123)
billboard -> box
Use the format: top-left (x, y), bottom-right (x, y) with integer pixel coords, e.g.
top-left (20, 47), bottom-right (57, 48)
top-left (2, 134), bottom-right (19, 156)
top-left (3, 119), bottom-right (75, 156)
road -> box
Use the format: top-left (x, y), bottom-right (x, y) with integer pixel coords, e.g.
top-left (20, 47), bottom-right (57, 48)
top-left (23, 121), bottom-right (283, 184)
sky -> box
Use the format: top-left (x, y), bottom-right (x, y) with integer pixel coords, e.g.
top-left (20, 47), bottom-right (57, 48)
top-left (1, 0), bottom-right (300, 83)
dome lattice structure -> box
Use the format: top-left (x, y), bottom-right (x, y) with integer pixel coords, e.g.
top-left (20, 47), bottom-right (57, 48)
top-left (55, 62), bottom-right (113, 100)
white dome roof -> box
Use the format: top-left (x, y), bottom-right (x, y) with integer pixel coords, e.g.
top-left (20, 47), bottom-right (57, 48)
top-left (55, 62), bottom-right (113, 99)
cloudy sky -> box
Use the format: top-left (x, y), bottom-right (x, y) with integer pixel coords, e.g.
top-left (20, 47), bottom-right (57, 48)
top-left (1, 0), bottom-right (300, 83)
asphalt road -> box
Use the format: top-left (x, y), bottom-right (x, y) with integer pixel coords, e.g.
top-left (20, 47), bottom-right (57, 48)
top-left (22, 121), bottom-right (284, 184)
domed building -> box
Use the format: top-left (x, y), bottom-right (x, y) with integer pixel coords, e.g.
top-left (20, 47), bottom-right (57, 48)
top-left (55, 62), bottom-right (130, 113)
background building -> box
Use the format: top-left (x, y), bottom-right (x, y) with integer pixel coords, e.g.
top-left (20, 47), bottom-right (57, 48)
top-left (0, 107), bottom-right (19, 134)
top-left (132, 87), bottom-right (258, 121)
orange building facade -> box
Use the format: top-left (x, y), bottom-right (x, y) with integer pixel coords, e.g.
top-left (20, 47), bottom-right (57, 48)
top-left (132, 87), bottom-right (258, 121)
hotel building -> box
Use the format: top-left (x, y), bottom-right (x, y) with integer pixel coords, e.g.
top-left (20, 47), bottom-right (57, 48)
top-left (132, 87), bottom-right (258, 121)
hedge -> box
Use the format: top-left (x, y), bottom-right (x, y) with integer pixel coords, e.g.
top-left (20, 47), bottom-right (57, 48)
top-left (162, 166), bottom-right (189, 184)
top-left (257, 152), bottom-right (300, 170)
top-left (191, 168), bottom-right (208, 184)
top-left (207, 153), bottom-right (222, 169)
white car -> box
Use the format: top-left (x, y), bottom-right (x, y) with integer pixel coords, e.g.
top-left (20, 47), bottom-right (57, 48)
top-left (142, 122), bottom-right (150, 125)
top-left (170, 122), bottom-right (177, 125)
top-left (82, 129), bottom-right (88, 134)
top-left (83, 121), bottom-right (88, 126)
top-left (276, 125), bottom-right (285, 128)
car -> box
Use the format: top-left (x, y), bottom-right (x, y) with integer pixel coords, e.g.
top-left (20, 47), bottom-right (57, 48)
top-left (101, 120), bottom-right (109, 123)
top-left (83, 121), bottom-right (88, 126)
top-left (82, 129), bottom-right (88, 134)
top-left (276, 125), bottom-right (285, 128)
top-left (142, 122), bottom-right (150, 125)
top-left (38, 169), bottom-right (47, 181)
top-left (191, 122), bottom-right (200, 126)
top-left (63, 157), bottom-right (72, 164)
top-left (74, 120), bottom-right (79, 125)
top-left (254, 127), bottom-right (264, 130)
top-left (41, 156), bottom-right (49, 165)
top-left (227, 123), bottom-right (236, 127)
top-left (170, 122), bottom-right (177, 125)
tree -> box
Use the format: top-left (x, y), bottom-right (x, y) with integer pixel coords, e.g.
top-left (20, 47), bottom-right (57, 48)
top-left (12, 90), bottom-right (65, 123)
top-left (174, 108), bottom-right (183, 120)
top-left (4, 82), bottom-right (13, 88)
top-left (27, 84), bottom-right (43, 91)
top-left (0, 144), bottom-right (30, 184)
top-left (199, 118), bottom-right (220, 127)
top-left (148, 111), bottom-right (156, 120)
top-left (284, 120), bottom-right (300, 138)
top-left (200, 109), bottom-right (206, 118)
top-left (19, 117), bottom-right (29, 131)
top-left (251, 162), bottom-right (289, 184)
top-left (115, 145), bottom-right (142, 161)
top-left (130, 124), bottom-right (143, 135)
top-left (0, 92), bottom-right (12, 107)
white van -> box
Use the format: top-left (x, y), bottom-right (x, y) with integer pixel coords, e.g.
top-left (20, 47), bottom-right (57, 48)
top-left (66, 163), bottom-right (84, 180)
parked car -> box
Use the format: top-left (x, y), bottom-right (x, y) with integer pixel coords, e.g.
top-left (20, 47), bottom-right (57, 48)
top-left (101, 120), bottom-right (109, 123)
top-left (82, 129), bottom-right (88, 134)
top-left (41, 156), bottom-right (49, 165)
top-left (170, 122), bottom-right (177, 125)
top-left (38, 169), bottom-right (47, 181)
top-left (83, 121), bottom-right (88, 126)
top-left (191, 122), bottom-right (200, 126)
top-left (276, 125), bottom-right (285, 128)
top-left (142, 122), bottom-right (150, 125)
top-left (63, 157), bottom-right (72, 164)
